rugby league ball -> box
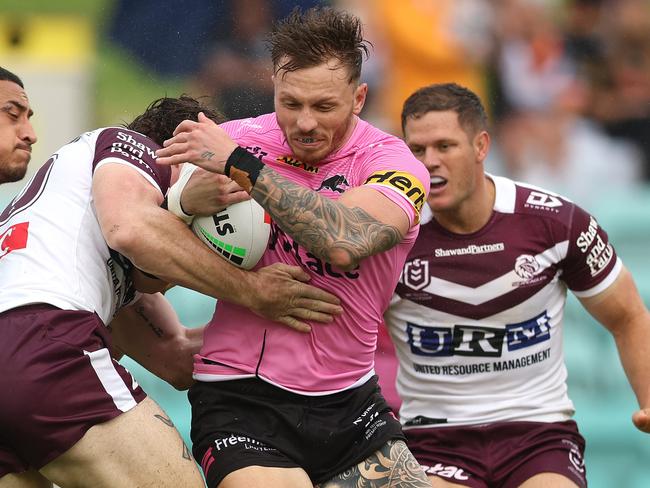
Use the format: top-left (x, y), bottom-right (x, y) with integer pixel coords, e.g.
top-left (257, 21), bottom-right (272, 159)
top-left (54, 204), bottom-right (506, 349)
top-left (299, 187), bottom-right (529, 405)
top-left (191, 200), bottom-right (271, 269)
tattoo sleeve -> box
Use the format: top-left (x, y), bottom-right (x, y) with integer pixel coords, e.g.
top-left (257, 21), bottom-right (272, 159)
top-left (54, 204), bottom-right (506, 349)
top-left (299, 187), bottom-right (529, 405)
top-left (251, 166), bottom-right (403, 267)
top-left (319, 439), bottom-right (430, 487)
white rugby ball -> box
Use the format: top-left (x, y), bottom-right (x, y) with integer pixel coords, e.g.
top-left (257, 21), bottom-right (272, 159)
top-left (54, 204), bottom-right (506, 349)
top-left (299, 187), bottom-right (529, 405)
top-left (191, 199), bottom-right (271, 269)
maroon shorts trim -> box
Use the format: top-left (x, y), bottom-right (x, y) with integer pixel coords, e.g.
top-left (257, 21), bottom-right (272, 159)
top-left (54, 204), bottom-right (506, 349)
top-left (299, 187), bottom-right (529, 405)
top-left (0, 305), bottom-right (146, 476)
top-left (405, 420), bottom-right (587, 487)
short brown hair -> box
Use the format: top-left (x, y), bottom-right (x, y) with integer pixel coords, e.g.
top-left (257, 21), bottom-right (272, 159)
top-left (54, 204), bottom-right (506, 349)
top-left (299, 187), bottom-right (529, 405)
top-left (401, 83), bottom-right (488, 137)
top-left (267, 7), bottom-right (369, 82)
top-left (126, 95), bottom-right (224, 146)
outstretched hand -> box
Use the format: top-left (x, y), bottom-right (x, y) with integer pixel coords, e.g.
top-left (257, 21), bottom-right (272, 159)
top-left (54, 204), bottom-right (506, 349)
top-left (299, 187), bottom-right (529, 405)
top-left (248, 263), bottom-right (343, 332)
top-left (632, 408), bottom-right (650, 433)
top-left (156, 112), bottom-right (238, 173)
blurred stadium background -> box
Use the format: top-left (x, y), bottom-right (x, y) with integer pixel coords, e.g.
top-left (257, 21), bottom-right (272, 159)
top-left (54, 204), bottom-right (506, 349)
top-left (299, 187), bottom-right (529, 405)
top-left (1, 1), bottom-right (649, 486)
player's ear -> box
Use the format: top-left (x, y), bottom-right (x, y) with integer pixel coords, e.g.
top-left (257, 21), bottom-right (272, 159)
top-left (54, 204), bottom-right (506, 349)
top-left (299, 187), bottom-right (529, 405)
top-left (352, 83), bottom-right (367, 115)
top-left (475, 131), bottom-right (490, 163)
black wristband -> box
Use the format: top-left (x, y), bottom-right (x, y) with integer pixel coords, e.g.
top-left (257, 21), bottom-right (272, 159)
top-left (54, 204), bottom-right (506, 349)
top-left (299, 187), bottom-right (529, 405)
top-left (224, 146), bottom-right (264, 190)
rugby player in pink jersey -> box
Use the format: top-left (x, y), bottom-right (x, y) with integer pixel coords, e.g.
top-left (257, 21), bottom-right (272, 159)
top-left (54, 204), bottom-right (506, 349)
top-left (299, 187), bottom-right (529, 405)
top-left (0, 95), bottom-right (341, 488)
top-left (384, 83), bottom-right (650, 487)
top-left (157, 7), bottom-right (432, 488)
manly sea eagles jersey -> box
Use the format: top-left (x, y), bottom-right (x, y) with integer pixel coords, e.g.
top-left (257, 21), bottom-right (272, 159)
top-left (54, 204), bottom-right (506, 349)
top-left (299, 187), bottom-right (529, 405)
top-left (0, 128), bottom-right (171, 324)
top-left (385, 175), bottom-right (622, 428)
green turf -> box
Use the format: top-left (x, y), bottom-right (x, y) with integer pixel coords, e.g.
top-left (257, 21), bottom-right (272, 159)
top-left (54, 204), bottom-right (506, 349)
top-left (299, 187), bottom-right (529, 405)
top-left (0, 0), bottom-right (112, 18)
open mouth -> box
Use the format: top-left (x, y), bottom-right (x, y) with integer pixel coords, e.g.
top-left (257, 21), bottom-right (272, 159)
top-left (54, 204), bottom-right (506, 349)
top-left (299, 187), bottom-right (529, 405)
top-left (430, 176), bottom-right (447, 190)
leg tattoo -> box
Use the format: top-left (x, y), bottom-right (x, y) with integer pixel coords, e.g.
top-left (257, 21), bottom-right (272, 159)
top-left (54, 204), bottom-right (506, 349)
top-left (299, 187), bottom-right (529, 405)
top-left (154, 414), bottom-right (174, 427)
top-left (182, 442), bottom-right (192, 460)
top-left (320, 440), bottom-right (430, 487)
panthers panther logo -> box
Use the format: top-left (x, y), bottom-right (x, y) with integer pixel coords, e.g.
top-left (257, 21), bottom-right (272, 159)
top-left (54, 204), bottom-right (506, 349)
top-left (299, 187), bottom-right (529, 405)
top-left (317, 175), bottom-right (349, 193)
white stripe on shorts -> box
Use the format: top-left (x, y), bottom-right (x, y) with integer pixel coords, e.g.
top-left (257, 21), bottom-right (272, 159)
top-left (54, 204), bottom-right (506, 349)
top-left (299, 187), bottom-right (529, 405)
top-left (84, 348), bottom-right (137, 412)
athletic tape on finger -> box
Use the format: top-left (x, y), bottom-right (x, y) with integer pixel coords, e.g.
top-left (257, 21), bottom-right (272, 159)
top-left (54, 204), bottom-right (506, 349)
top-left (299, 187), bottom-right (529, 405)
top-left (166, 163), bottom-right (198, 224)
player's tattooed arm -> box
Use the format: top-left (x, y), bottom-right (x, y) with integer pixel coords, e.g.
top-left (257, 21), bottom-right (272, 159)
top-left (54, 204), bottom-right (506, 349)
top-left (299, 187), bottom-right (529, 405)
top-left (318, 440), bottom-right (430, 488)
top-left (108, 294), bottom-right (199, 390)
top-left (252, 167), bottom-right (403, 270)
top-left (134, 304), bottom-right (164, 338)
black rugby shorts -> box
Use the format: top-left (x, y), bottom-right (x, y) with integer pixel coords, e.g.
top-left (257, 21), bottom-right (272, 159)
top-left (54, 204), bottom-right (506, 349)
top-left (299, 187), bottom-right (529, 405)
top-left (189, 375), bottom-right (404, 487)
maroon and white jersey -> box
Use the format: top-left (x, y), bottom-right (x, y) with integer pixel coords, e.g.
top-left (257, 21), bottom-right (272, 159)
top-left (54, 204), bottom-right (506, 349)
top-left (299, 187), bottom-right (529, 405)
top-left (0, 128), bottom-right (171, 324)
top-left (385, 175), bottom-right (622, 428)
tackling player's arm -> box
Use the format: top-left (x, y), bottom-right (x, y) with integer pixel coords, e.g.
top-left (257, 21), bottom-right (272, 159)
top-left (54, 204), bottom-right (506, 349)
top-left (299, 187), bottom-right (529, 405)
top-left (156, 114), bottom-right (418, 271)
top-left (109, 292), bottom-right (203, 390)
top-left (578, 266), bottom-right (650, 433)
top-left (94, 163), bottom-right (255, 300)
top-left (93, 163), bottom-right (342, 331)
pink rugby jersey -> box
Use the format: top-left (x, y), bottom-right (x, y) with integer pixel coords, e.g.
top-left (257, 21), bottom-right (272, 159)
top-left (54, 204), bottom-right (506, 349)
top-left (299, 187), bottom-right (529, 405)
top-left (385, 175), bottom-right (622, 427)
top-left (193, 114), bottom-right (429, 394)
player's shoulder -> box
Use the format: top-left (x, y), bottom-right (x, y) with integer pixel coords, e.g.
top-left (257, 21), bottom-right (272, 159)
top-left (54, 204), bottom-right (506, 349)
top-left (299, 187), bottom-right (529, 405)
top-left (353, 118), bottom-right (411, 153)
top-left (94, 126), bottom-right (160, 149)
top-left (494, 175), bottom-right (579, 225)
top-left (351, 120), bottom-right (424, 173)
top-left (50, 128), bottom-right (119, 160)
top-left (90, 126), bottom-right (171, 189)
top-left (61, 127), bottom-right (111, 147)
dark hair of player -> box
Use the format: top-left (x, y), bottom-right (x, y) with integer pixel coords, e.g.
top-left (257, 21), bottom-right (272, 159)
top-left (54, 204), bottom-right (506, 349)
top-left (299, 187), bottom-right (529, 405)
top-left (0, 66), bottom-right (24, 88)
top-left (126, 95), bottom-right (225, 146)
top-left (401, 83), bottom-right (489, 137)
top-left (267, 6), bottom-right (370, 83)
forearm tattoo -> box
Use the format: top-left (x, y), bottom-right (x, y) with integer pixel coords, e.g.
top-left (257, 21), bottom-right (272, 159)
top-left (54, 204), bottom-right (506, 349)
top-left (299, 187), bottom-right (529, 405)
top-left (252, 167), bottom-right (403, 265)
top-left (319, 440), bottom-right (430, 487)
top-left (135, 305), bottom-right (163, 338)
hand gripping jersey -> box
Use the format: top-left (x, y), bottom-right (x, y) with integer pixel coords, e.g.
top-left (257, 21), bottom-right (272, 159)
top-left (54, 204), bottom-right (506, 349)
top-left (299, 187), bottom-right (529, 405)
top-left (385, 175), bottom-right (622, 428)
top-left (193, 114), bottom-right (430, 394)
top-left (0, 128), bottom-right (171, 324)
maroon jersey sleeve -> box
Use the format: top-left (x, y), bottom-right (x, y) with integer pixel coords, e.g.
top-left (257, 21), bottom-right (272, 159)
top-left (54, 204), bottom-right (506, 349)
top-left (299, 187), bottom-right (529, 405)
top-left (93, 128), bottom-right (172, 195)
top-left (562, 203), bottom-right (619, 292)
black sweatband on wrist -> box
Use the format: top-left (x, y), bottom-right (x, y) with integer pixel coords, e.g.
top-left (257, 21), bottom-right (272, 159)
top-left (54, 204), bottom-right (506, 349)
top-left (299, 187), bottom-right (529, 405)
top-left (224, 146), bottom-right (264, 192)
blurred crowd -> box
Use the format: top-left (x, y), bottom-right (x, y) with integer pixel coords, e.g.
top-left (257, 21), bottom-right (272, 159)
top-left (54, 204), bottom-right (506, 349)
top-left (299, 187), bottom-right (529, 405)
top-left (109, 0), bottom-right (650, 206)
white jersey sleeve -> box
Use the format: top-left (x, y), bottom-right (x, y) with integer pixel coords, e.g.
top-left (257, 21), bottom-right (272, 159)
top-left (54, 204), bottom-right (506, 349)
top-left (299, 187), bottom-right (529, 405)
top-left (0, 128), bottom-right (171, 324)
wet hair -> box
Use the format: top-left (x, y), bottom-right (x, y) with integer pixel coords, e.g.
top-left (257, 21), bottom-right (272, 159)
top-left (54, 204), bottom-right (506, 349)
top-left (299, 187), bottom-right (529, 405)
top-left (401, 83), bottom-right (488, 137)
top-left (126, 95), bottom-right (225, 146)
top-left (267, 6), bottom-right (369, 83)
top-left (0, 66), bottom-right (24, 88)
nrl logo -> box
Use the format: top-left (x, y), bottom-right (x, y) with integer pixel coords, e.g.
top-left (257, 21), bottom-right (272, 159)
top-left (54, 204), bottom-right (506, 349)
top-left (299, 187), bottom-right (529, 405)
top-left (403, 258), bottom-right (430, 290)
